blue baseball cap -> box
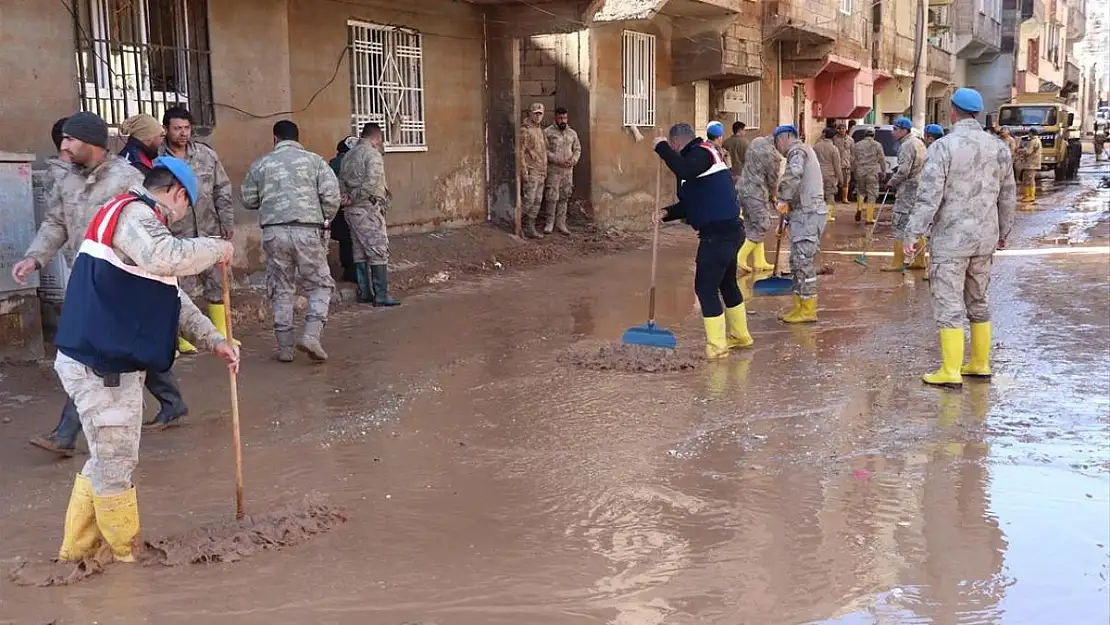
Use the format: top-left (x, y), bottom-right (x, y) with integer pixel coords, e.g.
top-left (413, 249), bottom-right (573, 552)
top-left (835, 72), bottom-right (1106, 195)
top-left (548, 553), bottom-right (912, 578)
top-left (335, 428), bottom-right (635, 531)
top-left (925, 123), bottom-right (944, 136)
top-left (151, 156), bottom-right (198, 206)
top-left (706, 121), bottom-right (724, 139)
top-left (951, 87), bottom-right (984, 113)
top-left (893, 117), bottom-right (913, 130)
top-left (773, 124), bottom-right (798, 139)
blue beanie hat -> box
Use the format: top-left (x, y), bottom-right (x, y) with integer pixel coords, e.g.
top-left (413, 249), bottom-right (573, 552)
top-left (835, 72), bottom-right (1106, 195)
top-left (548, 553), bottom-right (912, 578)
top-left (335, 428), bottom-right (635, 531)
top-left (951, 87), bottom-right (984, 113)
top-left (925, 124), bottom-right (944, 137)
top-left (151, 156), bottom-right (199, 206)
top-left (706, 121), bottom-right (724, 139)
top-left (893, 117), bottom-right (913, 130)
top-left (773, 124), bottom-right (798, 139)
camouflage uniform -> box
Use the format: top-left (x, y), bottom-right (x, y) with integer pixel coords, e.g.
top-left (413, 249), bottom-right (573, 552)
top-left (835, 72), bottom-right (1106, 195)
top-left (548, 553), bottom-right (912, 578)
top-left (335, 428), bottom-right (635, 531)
top-left (55, 191), bottom-right (226, 496)
top-left (905, 118), bottom-right (1016, 329)
top-left (722, 134), bottom-right (750, 178)
top-left (887, 134), bottom-right (927, 239)
top-left (851, 136), bottom-right (887, 202)
top-left (520, 119), bottom-right (547, 222)
top-left (161, 141), bottom-right (234, 303)
top-left (832, 132), bottom-right (854, 199)
top-left (736, 136), bottom-right (782, 242)
top-left (1000, 134), bottom-right (1020, 181)
top-left (813, 138), bottom-right (843, 200)
top-left (542, 123), bottom-right (581, 232)
top-left (777, 141), bottom-right (828, 298)
top-left (241, 140), bottom-right (340, 353)
top-left (1017, 135), bottom-right (1042, 192)
top-left (338, 141), bottom-right (391, 265)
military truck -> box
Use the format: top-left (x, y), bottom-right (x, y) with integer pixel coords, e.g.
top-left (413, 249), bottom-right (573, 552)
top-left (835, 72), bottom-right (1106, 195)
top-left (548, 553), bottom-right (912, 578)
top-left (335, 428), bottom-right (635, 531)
top-left (996, 93), bottom-right (1080, 181)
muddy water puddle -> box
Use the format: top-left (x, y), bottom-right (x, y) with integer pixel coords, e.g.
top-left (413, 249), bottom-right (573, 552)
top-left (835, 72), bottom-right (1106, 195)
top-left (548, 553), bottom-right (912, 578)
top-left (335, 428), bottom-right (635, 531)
top-left (3, 189), bottom-right (1110, 624)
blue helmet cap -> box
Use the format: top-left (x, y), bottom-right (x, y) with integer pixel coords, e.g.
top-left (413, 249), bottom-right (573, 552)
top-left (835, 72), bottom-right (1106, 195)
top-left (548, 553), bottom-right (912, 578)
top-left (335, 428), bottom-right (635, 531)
top-left (893, 117), bottom-right (913, 130)
top-left (951, 87), bottom-right (984, 113)
top-left (925, 123), bottom-right (944, 136)
top-left (151, 156), bottom-right (198, 206)
top-left (773, 124), bottom-right (798, 139)
top-left (706, 121), bottom-right (724, 139)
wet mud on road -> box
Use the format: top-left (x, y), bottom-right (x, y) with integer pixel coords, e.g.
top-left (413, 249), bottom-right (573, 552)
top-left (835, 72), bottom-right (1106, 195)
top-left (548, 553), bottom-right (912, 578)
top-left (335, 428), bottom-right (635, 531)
top-left (1, 159), bottom-right (1108, 624)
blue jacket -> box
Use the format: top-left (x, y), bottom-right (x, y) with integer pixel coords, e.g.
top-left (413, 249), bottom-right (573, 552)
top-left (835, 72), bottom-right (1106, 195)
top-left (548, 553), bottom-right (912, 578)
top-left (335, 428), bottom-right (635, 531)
top-left (119, 136), bottom-right (158, 174)
top-left (55, 193), bottom-right (181, 374)
top-left (655, 139), bottom-right (742, 236)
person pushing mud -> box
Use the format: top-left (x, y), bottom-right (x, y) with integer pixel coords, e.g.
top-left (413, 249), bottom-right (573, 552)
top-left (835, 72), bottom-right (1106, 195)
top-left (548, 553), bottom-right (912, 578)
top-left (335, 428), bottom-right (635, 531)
top-left (652, 123), bottom-right (752, 360)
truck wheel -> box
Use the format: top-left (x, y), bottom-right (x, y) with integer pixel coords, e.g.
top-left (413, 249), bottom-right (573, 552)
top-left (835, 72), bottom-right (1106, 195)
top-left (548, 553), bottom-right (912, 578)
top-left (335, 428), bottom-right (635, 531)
top-left (1055, 162), bottom-right (1067, 181)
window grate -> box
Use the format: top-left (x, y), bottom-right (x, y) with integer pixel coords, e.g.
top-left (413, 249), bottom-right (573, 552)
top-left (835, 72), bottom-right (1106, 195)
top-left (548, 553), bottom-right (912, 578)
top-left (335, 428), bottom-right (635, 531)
top-left (840, 0), bottom-right (853, 16)
top-left (621, 30), bottom-right (656, 128)
top-left (348, 20), bottom-right (427, 152)
top-left (722, 83), bottom-right (760, 129)
top-left (72, 0), bottom-right (214, 128)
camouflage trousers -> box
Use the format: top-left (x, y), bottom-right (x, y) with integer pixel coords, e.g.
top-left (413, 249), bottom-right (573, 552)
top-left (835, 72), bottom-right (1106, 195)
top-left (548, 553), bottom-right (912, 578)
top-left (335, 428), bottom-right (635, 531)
top-left (521, 172), bottom-right (545, 220)
top-left (345, 199), bottom-right (390, 265)
top-left (262, 225), bottom-right (335, 336)
top-left (738, 192), bottom-right (772, 242)
top-left (1021, 168), bottom-right (1037, 190)
top-left (855, 170), bottom-right (881, 202)
top-left (180, 265), bottom-right (227, 304)
top-left (788, 210), bottom-right (827, 298)
top-left (822, 173), bottom-right (839, 201)
top-left (54, 351), bottom-right (144, 497)
top-left (928, 255), bottom-right (992, 329)
top-left (542, 167), bottom-right (574, 226)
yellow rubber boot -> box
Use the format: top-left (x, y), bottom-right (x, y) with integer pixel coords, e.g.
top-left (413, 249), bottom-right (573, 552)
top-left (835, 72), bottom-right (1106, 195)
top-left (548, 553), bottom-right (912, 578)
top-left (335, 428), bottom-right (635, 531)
top-left (177, 336), bottom-right (198, 354)
top-left (737, 240), bottom-right (756, 274)
top-left (724, 303), bottom-right (754, 349)
top-left (782, 296), bottom-right (818, 324)
top-left (703, 315), bottom-right (730, 360)
top-left (907, 237), bottom-right (928, 269)
top-left (881, 241), bottom-right (904, 272)
top-left (923, 328), bottom-right (964, 387)
top-left (961, 321), bottom-right (993, 377)
top-left (93, 487), bottom-right (140, 563)
top-left (865, 203), bottom-right (876, 224)
top-left (207, 304), bottom-right (241, 347)
top-left (855, 197), bottom-right (864, 222)
top-left (752, 242), bottom-right (775, 271)
top-left (58, 474), bottom-right (101, 561)
top-left (778, 294), bottom-right (802, 323)
top-left (826, 202), bottom-right (836, 222)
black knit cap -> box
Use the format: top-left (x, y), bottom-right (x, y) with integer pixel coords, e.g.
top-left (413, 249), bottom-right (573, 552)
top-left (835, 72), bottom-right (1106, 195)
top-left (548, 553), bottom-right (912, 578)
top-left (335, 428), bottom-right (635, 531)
top-left (62, 112), bottom-right (109, 148)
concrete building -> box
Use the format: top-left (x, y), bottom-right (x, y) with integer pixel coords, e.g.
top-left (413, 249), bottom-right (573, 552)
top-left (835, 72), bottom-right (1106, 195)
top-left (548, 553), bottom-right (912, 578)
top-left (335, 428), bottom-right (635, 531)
top-left (951, 0), bottom-right (1005, 120)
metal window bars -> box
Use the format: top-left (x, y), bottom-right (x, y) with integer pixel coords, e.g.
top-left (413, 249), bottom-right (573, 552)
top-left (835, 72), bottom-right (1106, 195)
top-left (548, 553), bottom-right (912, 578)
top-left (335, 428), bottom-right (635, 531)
top-left (347, 20), bottom-right (427, 151)
top-left (73, 0), bottom-right (214, 129)
top-left (622, 30), bottom-right (656, 128)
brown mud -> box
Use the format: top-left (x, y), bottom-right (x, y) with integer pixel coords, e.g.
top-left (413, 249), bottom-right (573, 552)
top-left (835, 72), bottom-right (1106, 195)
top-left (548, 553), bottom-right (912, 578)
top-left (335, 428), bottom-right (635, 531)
top-left (559, 341), bottom-right (703, 373)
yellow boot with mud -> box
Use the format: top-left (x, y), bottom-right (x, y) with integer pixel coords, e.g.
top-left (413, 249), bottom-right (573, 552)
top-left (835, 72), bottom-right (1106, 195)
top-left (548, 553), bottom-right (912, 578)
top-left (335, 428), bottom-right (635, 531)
top-left (736, 240), bottom-right (756, 274)
top-left (207, 304), bottom-right (241, 347)
top-left (724, 303), bottom-right (754, 349)
top-left (780, 295), bottom-right (817, 324)
top-left (907, 237), bottom-right (928, 269)
top-left (778, 294), bottom-right (802, 323)
top-left (177, 336), bottom-right (197, 354)
top-left (826, 202), bottom-right (836, 222)
top-left (961, 321), bottom-right (993, 377)
top-left (58, 474), bottom-right (100, 561)
top-left (93, 487), bottom-right (140, 563)
top-left (752, 242), bottom-right (775, 272)
top-left (923, 328), bottom-right (965, 387)
top-left (855, 197), bottom-right (864, 222)
top-left (865, 203), bottom-right (876, 224)
top-left (881, 241), bottom-right (905, 272)
top-left (703, 315), bottom-right (730, 360)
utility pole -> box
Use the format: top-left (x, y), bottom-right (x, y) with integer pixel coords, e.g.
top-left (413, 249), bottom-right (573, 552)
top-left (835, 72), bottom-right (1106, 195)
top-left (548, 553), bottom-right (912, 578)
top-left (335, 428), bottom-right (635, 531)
top-left (911, 0), bottom-right (929, 128)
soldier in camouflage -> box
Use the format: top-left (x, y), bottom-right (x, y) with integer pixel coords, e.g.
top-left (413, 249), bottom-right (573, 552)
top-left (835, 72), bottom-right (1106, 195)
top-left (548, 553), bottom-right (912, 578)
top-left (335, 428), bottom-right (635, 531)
top-left (160, 106), bottom-right (239, 354)
top-left (851, 128), bottom-right (887, 224)
top-left (884, 117), bottom-right (928, 271)
top-left (735, 134), bottom-right (782, 273)
top-left (1017, 128), bottom-right (1042, 203)
top-left (813, 128), bottom-right (843, 222)
top-left (542, 106), bottom-right (581, 236)
top-left (339, 122), bottom-right (401, 307)
top-left (52, 157), bottom-right (237, 564)
top-left (774, 125), bottom-right (827, 323)
top-left (903, 88), bottom-right (1015, 388)
top-left (832, 121), bottom-right (854, 205)
top-left (519, 102), bottom-right (547, 238)
top-left (241, 121), bottom-right (340, 363)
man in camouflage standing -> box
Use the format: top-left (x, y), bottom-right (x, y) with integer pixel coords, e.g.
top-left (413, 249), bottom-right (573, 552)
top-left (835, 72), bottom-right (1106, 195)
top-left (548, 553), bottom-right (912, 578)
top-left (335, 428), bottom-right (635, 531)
top-left (734, 133), bottom-right (782, 274)
top-left (241, 121), bottom-right (340, 363)
top-left (832, 121), bottom-right (854, 207)
top-left (1017, 128), bottom-right (1042, 203)
top-left (884, 117), bottom-right (928, 271)
top-left (542, 106), bottom-right (581, 236)
top-left (774, 125), bottom-right (827, 323)
top-left (903, 88), bottom-right (1015, 388)
top-left (851, 127), bottom-right (887, 224)
top-left (160, 107), bottom-right (238, 352)
top-left (519, 103), bottom-right (547, 238)
top-left (339, 122), bottom-right (401, 307)
top-left (813, 128), bottom-right (843, 221)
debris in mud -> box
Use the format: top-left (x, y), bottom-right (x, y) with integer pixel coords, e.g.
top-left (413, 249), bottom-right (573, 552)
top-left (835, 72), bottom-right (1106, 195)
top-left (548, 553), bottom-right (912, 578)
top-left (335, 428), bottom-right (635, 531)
top-left (817, 264), bottom-right (835, 275)
top-left (7, 498), bottom-right (347, 587)
top-left (559, 342), bottom-right (702, 373)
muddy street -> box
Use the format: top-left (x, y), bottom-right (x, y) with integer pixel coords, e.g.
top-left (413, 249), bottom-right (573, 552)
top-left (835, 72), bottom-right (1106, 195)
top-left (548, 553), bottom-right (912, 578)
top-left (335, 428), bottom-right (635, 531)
top-left (2, 160), bottom-right (1109, 625)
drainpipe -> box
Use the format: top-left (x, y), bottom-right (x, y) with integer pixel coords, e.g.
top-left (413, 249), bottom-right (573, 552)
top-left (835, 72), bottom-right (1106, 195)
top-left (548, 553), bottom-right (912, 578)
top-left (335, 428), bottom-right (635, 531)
top-left (911, 0), bottom-right (928, 127)
top-left (481, 11), bottom-right (491, 223)
top-left (777, 41), bottom-right (783, 125)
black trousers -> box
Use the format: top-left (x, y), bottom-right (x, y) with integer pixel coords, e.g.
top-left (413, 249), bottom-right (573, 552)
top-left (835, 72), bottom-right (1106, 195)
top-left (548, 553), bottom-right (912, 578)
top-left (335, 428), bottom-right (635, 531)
top-left (694, 229), bottom-right (744, 317)
top-left (330, 208), bottom-right (357, 282)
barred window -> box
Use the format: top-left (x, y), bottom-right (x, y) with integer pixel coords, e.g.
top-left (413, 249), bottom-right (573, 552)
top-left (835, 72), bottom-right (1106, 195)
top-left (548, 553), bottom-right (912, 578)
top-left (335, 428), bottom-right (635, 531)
top-left (621, 30), bottom-right (656, 127)
top-left (722, 83), bottom-right (760, 129)
top-left (73, 0), bottom-right (214, 128)
top-left (348, 21), bottom-right (427, 152)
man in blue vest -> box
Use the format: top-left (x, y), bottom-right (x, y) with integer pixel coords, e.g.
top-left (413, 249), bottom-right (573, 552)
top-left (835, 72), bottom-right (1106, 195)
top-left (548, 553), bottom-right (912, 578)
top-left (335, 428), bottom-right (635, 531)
top-left (53, 157), bottom-right (237, 563)
top-left (653, 123), bottom-right (753, 359)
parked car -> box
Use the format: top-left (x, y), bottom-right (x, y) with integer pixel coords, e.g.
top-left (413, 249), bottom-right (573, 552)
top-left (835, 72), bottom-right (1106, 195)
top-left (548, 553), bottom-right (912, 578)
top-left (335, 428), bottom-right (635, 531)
top-left (847, 124), bottom-right (900, 202)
